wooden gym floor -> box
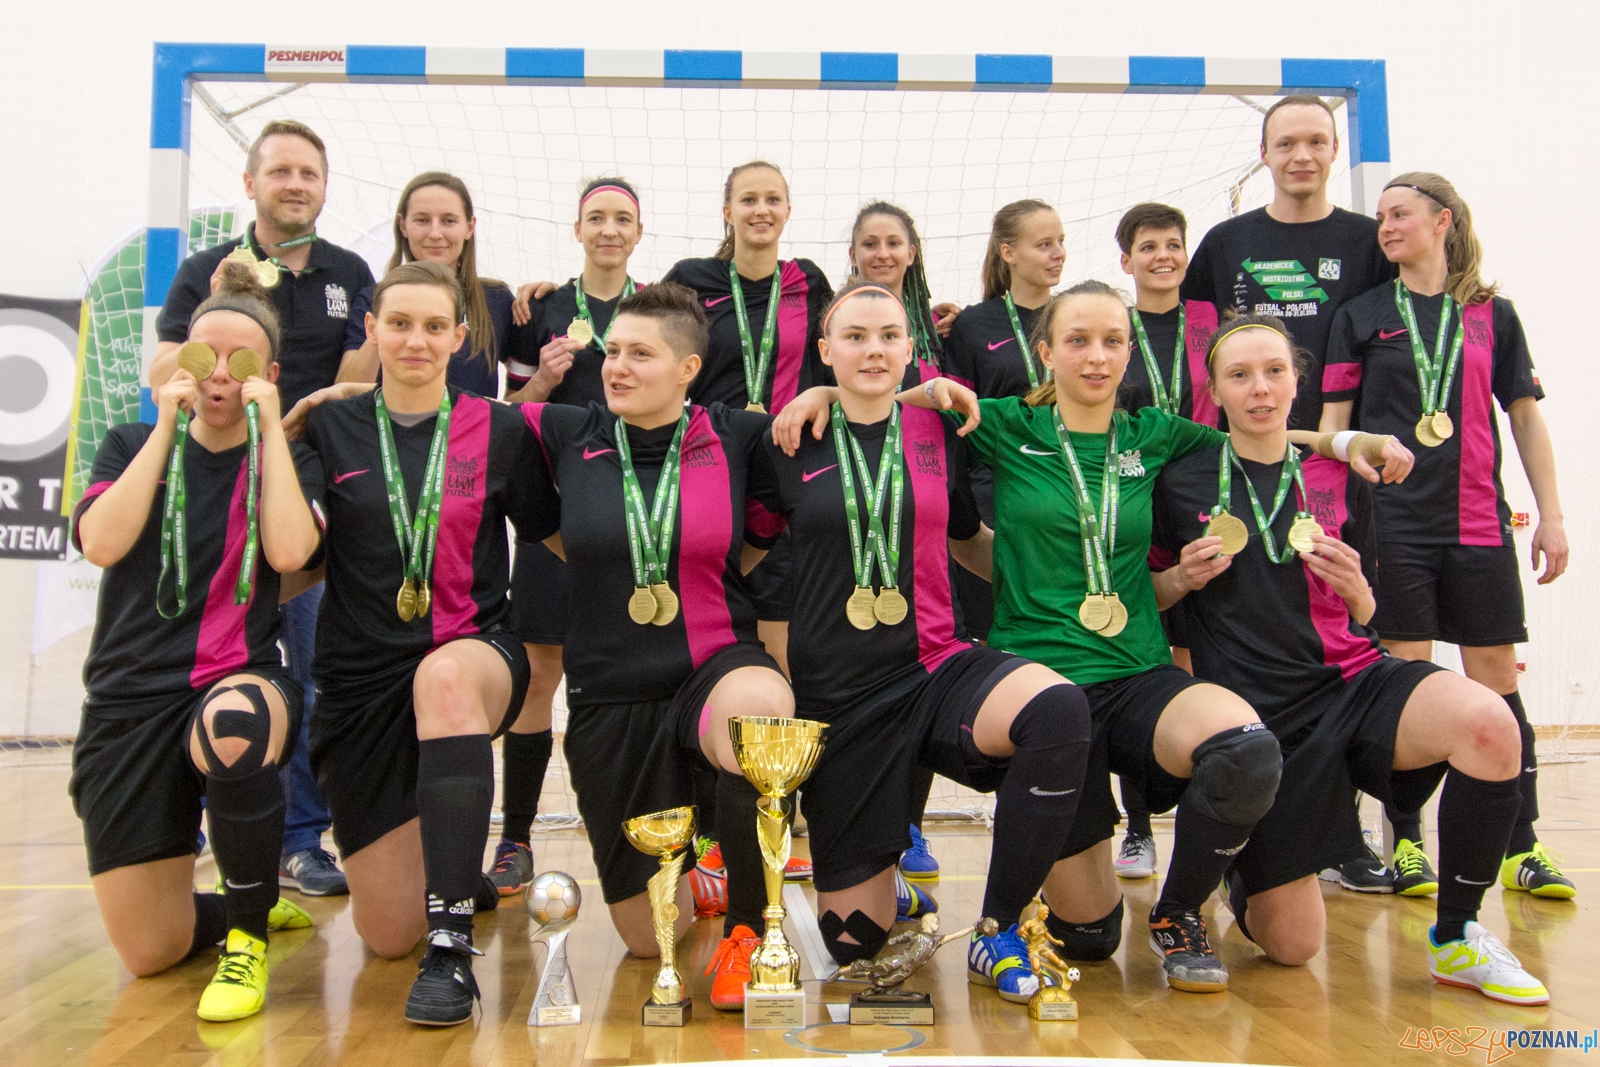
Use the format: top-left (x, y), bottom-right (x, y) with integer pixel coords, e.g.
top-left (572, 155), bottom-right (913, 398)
top-left (0, 745), bottom-right (1595, 1066)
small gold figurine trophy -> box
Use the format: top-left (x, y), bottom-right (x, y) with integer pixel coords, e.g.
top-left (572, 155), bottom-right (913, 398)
top-left (1020, 897), bottom-right (1080, 1021)
top-left (729, 716), bottom-right (828, 1029)
top-left (525, 871), bottom-right (582, 1026)
top-left (621, 806), bottom-right (698, 1026)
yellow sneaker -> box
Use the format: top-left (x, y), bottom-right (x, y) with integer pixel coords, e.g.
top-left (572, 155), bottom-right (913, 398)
top-left (268, 897), bottom-right (313, 931)
top-left (197, 930), bottom-right (269, 1022)
top-left (1501, 843), bottom-right (1577, 900)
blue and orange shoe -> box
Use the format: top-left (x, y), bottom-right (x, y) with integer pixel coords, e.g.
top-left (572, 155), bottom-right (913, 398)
top-left (967, 922), bottom-right (1040, 1003)
top-left (895, 868), bottom-right (937, 921)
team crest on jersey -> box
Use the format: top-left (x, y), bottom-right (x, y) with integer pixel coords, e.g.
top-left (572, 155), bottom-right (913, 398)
top-left (1317, 258), bottom-right (1342, 281)
top-left (325, 283), bottom-right (349, 319)
top-left (912, 439), bottom-right (944, 478)
top-left (680, 431), bottom-right (719, 468)
top-left (1465, 315), bottom-right (1492, 349)
top-left (1305, 487), bottom-right (1337, 530)
top-left (446, 455), bottom-right (480, 497)
top-left (1117, 449), bottom-right (1145, 478)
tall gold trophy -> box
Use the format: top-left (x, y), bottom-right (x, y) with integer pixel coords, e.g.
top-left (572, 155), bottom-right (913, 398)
top-left (728, 716), bottom-right (828, 1029)
top-left (621, 806), bottom-right (698, 1026)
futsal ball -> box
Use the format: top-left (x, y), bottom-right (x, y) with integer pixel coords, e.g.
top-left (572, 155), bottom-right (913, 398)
top-left (526, 871), bottom-right (582, 926)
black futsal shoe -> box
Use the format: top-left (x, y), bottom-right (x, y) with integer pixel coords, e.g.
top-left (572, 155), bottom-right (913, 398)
top-left (405, 930), bottom-right (482, 1026)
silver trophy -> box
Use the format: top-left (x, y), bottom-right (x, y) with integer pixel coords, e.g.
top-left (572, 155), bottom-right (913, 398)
top-left (526, 871), bottom-right (582, 1026)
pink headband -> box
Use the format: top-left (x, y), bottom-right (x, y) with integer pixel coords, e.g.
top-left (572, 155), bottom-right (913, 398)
top-left (822, 284), bottom-right (905, 334)
top-left (580, 184), bottom-right (640, 210)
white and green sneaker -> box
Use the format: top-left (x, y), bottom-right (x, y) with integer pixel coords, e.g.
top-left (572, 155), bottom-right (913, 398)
top-left (1429, 921), bottom-right (1549, 1005)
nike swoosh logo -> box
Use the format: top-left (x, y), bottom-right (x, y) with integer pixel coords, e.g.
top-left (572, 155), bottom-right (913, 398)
top-left (1454, 875), bottom-right (1493, 886)
top-left (802, 464), bottom-right (838, 482)
top-left (704, 294), bottom-right (733, 308)
top-left (1029, 786), bottom-right (1077, 797)
top-left (1524, 767), bottom-right (1538, 773)
top-left (1019, 445), bottom-right (1055, 456)
top-left (332, 469), bottom-right (369, 484)
top-left (1198, 511), bottom-right (1214, 523)
top-left (225, 879), bottom-right (264, 890)
top-left (583, 447), bottom-right (617, 460)
top-left (1378, 328), bottom-right (1408, 340)
top-left (987, 337), bottom-right (1014, 351)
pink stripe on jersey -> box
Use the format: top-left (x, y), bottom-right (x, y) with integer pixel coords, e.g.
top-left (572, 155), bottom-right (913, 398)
top-left (770, 260), bottom-right (811, 411)
top-left (1299, 457), bottom-right (1381, 682)
top-left (902, 406), bottom-right (965, 673)
top-left (1184, 300), bottom-right (1220, 428)
top-left (1457, 302), bottom-right (1502, 546)
top-left (191, 459), bottom-right (254, 689)
top-left (745, 498), bottom-right (786, 542)
top-left (677, 406), bottom-right (738, 667)
top-left (432, 396), bottom-right (491, 644)
top-left (70, 480), bottom-right (116, 552)
top-left (1322, 362), bottom-right (1362, 394)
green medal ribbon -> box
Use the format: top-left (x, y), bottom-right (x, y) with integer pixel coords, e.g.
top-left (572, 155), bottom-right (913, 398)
top-left (156, 401), bottom-right (263, 618)
top-left (572, 276), bottom-right (638, 349)
top-left (374, 389), bottom-right (452, 600)
top-left (1216, 440), bottom-right (1312, 564)
top-left (729, 262), bottom-right (784, 407)
top-left (243, 226), bottom-right (317, 269)
top-left (1051, 411), bottom-right (1120, 598)
top-left (1003, 292), bottom-right (1041, 388)
top-left (615, 412), bottom-right (688, 590)
top-left (829, 402), bottom-right (905, 593)
top-left (232, 402), bottom-right (262, 605)
top-left (1129, 306), bottom-right (1185, 415)
top-left (1392, 279), bottom-right (1465, 418)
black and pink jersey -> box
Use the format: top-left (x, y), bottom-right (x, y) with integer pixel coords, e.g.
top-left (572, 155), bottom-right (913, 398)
top-left (661, 257), bottom-right (833, 411)
top-left (303, 388), bottom-right (557, 701)
top-left (1323, 290), bottom-right (1542, 547)
top-left (1152, 448), bottom-right (1382, 738)
top-left (524, 401), bottom-right (781, 707)
top-left (940, 295), bottom-right (1042, 399)
top-left (71, 423), bottom-right (324, 708)
top-left (761, 405), bottom-right (980, 718)
top-left (1121, 301), bottom-right (1222, 426)
top-left (501, 279), bottom-right (627, 405)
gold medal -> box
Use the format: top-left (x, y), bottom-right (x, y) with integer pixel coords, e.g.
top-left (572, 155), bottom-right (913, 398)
top-left (874, 587), bottom-right (908, 626)
top-left (227, 246), bottom-right (258, 266)
top-left (1431, 410), bottom-right (1454, 441)
top-left (396, 579), bottom-right (418, 622)
top-left (745, 401), bottom-right (767, 413)
top-left (176, 341), bottom-right (216, 380)
top-left (1206, 511), bottom-right (1250, 556)
top-left (650, 582), bottom-right (680, 626)
top-left (227, 348), bottom-right (264, 381)
top-left (566, 318), bottom-right (594, 347)
top-left (1098, 593), bottom-right (1128, 639)
top-left (255, 259), bottom-right (281, 289)
top-left (629, 587), bottom-right (658, 625)
top-left (846, 586), bottom-right (879, 630)
top-left (415, 582), bottom-right (432, 618)
top-left (1078, 594), bottom-right (1112, 632)
top-left (1287, 515), bottom-right (1321, 556)
top-left (1414, 414), bottom-right (1443, 448)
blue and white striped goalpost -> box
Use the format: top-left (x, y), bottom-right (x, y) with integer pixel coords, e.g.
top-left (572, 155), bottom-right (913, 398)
top-left (143, 45), bottom-right (1391, 390)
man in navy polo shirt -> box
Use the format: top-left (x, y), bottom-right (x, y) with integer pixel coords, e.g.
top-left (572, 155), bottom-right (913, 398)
top-left (154, 119), bottom-right (375, 897)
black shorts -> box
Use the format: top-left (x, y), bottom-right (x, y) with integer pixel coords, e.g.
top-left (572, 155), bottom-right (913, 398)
top-left (1371, 541), bottom-right (1527, 646)
top-left (1234, 656), bottom-right (1446, 896)
top-left (801, 646), bottom-right (1028, 893)
top-left (745, 531), bottom-right (793, 622)
top-left (565, 641), bottom-right (781, 905)
top-left (310, 631), bottom-right (529, 858)
top-left (510, 538), bottom-right (571, 646)
top-left (1064, 663), bottom-right (1207, 858)
top-left (70, 669), bottom-right (303, 877)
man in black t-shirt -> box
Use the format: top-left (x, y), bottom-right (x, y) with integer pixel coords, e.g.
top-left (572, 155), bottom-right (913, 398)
top-left (153, 120), bottom-right (373, 898)
top-left (1182, 96), bottom-right (1394, 432)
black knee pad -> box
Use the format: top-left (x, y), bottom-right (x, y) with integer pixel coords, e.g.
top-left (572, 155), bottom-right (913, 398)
top-left (1008, 683), bottom-right (1092, 750)
top-left (195, 683), bottom-right (273, 779)
top-left (819, 909), bottom-right (890, 964)
top-left (1185, 724), bottom-right (1282, 826)
top-left (1044, 898), bottom-right (1123, 961)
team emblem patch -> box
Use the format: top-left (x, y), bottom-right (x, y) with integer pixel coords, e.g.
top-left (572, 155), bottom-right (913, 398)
top-left (1317, 258), bottom-right (1342, 281)
top-left (325, 283), bottom-right (349, 319)
top-left (1118, 449), bottom-right (1145, 478)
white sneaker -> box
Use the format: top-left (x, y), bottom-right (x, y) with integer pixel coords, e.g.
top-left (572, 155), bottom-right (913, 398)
top-left (1429, 921), bottom-right (1549, 1006)
top-left (1114, 831), bottom-right (1157, 879)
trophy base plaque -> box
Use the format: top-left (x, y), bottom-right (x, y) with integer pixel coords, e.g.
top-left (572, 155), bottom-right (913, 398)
top-left (531, 1004), bottom-right (581, 1026)
top-left (642, 998), bottom-right (693, 1027)
top-left (1028, 991), bottom-right (1078, 1021)
top-left (849, 990), bottom-right (933, 1025)
top-left (743, 987), bottom-right (806, 1029)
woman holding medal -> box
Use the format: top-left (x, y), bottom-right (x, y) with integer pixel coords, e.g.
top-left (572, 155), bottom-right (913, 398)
top-left (1151, 314), bottom-right (1546, 1004)
top-left (1322, 173), bottom-right (1572, 899)
top-left (69, 264), bottom-right (323, 1021)
top-left (521, 282), bottom-right (796, 1011)
top-left (301, 261), bottom-right (558, 1027)
top-left (768, 282), bottom-right (1094, 1008)
top-left (663, 161), bottom-right (833, 671)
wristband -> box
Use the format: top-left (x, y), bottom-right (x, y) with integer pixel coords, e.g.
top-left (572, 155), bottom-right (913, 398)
top-left (1331, 430), bottom-right (1359, 462)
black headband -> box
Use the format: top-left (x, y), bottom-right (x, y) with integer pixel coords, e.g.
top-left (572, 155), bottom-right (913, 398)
top-left (190, 299), bottom-right (278, 360)
top-left (1386, 182), bottom-right (1449, 209)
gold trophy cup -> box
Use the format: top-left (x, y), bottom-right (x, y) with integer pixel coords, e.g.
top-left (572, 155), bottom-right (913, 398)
top-left (728, 716), bottom-right (828, 1029)
top-left (621, 806), bottom-right (697, 1026)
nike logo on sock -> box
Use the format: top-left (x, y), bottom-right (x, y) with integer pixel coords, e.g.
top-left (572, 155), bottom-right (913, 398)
top-left (1525, 767), bottom-right (1538, 773)
top-left (1378, 328), bottom-right (1409, 340)
top-left (704, 294), bottom-right (733, 308)
top-left (1454, 875), bottom-right (1493, 886)
top-left (1019, 445), bottom-right (1055, 456)
top-left (1029, 786), bottom-right (1077, 796)
top-left (224, 879), bottom-right (263, 890)
top-left (332, 469), bottom-right (369, 484)
top-left (987, 338), bottom-right (1015, 351)
top-left (802, 464), bottom-right (838, 482)
top-left (583, 447), bottom-right (617, 459)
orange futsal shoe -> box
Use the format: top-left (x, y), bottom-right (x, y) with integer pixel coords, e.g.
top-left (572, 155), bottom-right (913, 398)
top-left (690, 864), bottom-right (728, 918)
top-left (706, 925), bottom-right (762, 1010)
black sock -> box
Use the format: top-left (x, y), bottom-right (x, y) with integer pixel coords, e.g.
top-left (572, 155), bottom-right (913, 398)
top-left (909, 767), bottom-right (935, 832)
top-left (187, 891), bottom-right (229, 960)
top-left (981, 685), bottom-right (1092, 927)
top-left (1159, 804), bottom-right (1255, 913)
top-left (498, 730), bottom-right (552, 847)
top-left (1502, 691), bottom-right (1539, 855)
top-left (692, 765), bottom-right (719, 843)
top-left (716, 770), bottom-right (768, 935)
top-left (1121, 776), bottom-right (1153, 837)
top-left (206, 765), bottom-right (285, 942)
top-left (418, 735), bottom-right (494, 939)
top-left (1435, 767), bottom-right (1520, 943)
top-left (1386, 803), bottom-right (1423, 849)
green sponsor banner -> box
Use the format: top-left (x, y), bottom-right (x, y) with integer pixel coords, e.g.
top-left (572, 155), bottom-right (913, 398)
top-left (1255, 272), bottom-right (1316, 286)
top-left (1241, 258), bottom-right (1306, 273)
top-left (1264, 286), bottom-right (1330, 302)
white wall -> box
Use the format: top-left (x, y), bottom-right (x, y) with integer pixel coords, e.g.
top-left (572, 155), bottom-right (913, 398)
top-left (5, 1), bottom-right (1598, 731)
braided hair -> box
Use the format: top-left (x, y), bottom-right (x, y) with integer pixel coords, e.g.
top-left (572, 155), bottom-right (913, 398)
top-left (849, 201), bottom-right (943, 369)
